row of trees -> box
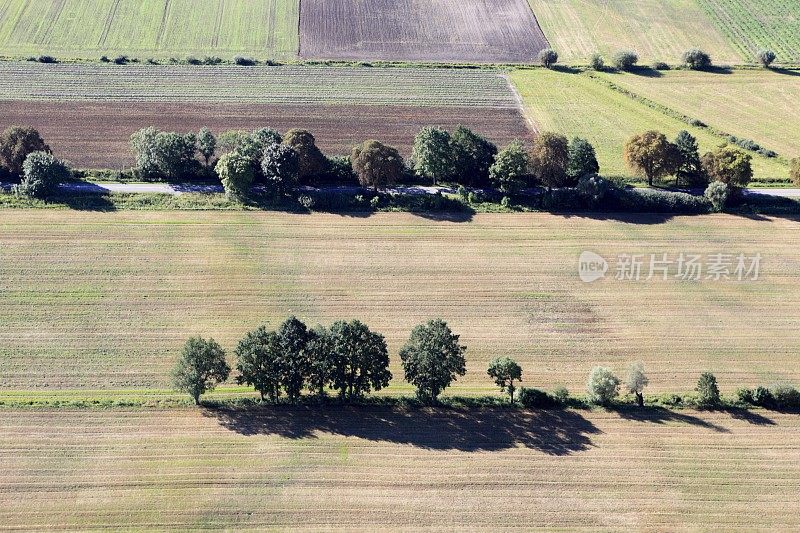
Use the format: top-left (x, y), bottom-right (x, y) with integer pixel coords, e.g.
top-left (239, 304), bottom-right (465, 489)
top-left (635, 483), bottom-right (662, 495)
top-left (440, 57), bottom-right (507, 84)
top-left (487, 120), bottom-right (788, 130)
top-left (538, 47), bottom-right (782, 71)
top-left (173, 317), bottom-right (469, 405)
top-left (623, 129), bottom-right (754, 191)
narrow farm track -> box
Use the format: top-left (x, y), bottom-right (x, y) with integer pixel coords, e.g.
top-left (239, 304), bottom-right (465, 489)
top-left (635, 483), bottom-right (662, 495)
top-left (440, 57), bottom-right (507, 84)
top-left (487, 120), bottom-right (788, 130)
top-left (0, 211), bottom-right (798, 393)
top-left (0, 408), bottom-right (798, 529)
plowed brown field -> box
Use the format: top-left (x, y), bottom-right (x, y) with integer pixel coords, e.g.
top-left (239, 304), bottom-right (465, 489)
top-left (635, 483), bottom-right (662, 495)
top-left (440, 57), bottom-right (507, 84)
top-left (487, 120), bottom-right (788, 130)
top-left (299, 0), bottom-right (549, 63)
top-left (0, 101), bottom-right (530, 169)
top-left (1, 407), bottom-right (798, 529)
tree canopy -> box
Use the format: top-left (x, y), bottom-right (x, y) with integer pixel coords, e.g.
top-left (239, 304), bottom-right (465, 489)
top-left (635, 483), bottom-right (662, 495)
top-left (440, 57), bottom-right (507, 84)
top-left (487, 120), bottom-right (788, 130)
top-left (172, 337), bottom-right (230, 405)
top-left (400, 319), bottom-right (467, 403)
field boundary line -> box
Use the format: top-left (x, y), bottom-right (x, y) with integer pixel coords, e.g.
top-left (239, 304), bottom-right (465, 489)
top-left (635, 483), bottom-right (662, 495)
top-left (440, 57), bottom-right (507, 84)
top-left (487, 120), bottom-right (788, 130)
top-left (504, 73), bottom-right (538, 133)
top-left (584, 71), bottom-right (788, 164)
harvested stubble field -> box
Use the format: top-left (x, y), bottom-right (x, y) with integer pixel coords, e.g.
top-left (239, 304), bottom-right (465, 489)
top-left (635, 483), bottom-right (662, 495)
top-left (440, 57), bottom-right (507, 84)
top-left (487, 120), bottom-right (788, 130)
top-left (1, 408), bottom-right (798, 529)
top-left (1, 211), bottom-right (799, 397)
top-left (0, 0), bottom-right (300, 59)
top-left (0, 63), bottom-right (529, 168)
top-left (509, 69), bottom-right (789, 181)
top-left (526, 0), bottom-right (742, 63)
top-left (602, 69), bottom-right (800, 159)
top-left (696, 0), bottom-right (800, 62)
top-left (299, 0), bottom-right (549, 63)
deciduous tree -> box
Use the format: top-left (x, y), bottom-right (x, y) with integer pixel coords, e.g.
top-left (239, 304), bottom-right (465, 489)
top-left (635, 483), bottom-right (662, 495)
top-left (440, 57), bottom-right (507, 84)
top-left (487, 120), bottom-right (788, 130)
top-left (696, 372), bottom-right (720, 407)
top-left (586, 366), bottom-right (620, 405)
top-left (14, 151), bottom-right (70, 198)
top-left (625, 361), bottom-right (649, 407)
top-left (489, 141), bottom-right (529, 193)
top-left (701, 145), bottom-right (752, 189)
top-left (412, 126), bottom-right (454, 185)
top-left (216, 151), bottom-right (255, 199)
top-left (172, 337), bottom-right (230, 405)
top-left (566, 137), bottom-right (600, 181)
top-left (400, 319), bottom-right (467, 403)
top-left (450, 126), bottom-right (497, 187)
top-left (328, 320), bottom-right (391, 401)
top-left (351, 140), bottom-right (404, 190)
top-left (487, 357), bottom-right (523, 404)
top-left (623, 131), bottom-right (681, 186)
top-left (531, 132), bottom-right (570, 188)
top-left (235, 326), bottom-right (282, 403)
top-left (284, 129), bottom-right (328, 184)
top-left (0, 126), bottom-right (50, 177)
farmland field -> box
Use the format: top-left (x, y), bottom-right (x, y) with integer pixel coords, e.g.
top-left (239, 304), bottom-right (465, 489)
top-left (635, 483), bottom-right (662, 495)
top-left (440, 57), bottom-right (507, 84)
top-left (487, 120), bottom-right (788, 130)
top-left (601, 69), bottom-right (800, 159)
top-left (509, 69), bottom-right (790, 181)
top-left (526, 0), bottom-right (742, 63)
top-left (0, 63), bottom-right (530, 168)
top-left (1, 408), bottom-right (798, 529)
top-left (697, 0), bottom-right (800, 62)
top-left (1, 211), bottom-right (799, 398)
top-left (0, 0), bottom-right (300, 59)
top-left (299, 0), bottom-right (548, 63)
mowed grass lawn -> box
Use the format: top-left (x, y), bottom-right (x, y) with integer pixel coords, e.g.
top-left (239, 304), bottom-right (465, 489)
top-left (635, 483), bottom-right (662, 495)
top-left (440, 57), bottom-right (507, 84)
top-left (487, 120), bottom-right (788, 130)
top-left (1, 210), bottom-right (799, 396)
top-left (1, 408), bottom-right (799, 529)
top-left (0, 0), bottom-right (300, 59)
top-left (526, 0), bottom-right (742, 63)
top-left (602, 69), bottom-right (800, 159)
top-left (509, 68), bottom-right (789, 181)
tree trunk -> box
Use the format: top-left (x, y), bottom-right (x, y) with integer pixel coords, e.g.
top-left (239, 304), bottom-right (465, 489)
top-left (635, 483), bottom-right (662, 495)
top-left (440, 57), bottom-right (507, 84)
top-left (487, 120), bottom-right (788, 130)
top-left (194, 394), bottom-right (200, 406)
top-left (636, 392), bottom-right (644, 408)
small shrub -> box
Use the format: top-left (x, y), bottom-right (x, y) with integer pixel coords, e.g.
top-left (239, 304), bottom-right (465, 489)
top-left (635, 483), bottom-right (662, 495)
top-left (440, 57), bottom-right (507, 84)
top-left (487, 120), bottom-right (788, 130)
top-left (500, 196), bottom-right (512, 209)
top-left (689, 119), bottom-right (706, 128)
top-left (770, 383), bottom-right (800, 409)
top-left (457, 185), bottom-right (469, 201)
top-left (752, 386), bottom-right (774, 407)
top-left (202, 56), bottom-right (223, 65)
top-left (589, 53), bottom-right (604, 71)
top-left (737, 388), bottom-right (754, 404)
top-left (652, 61), bottom-right (670, 70)
top-left (705, 181), bottom-right (730, 212)
top-left (185, 56), bottom-right (201, 65)
top-left (586, 366), bottom-right (620, 405)
top-left (369, 196), bottom-right (382, 209)
top-left (552, 386), bottom-right (570, 405)
top-left (757, 49), bottom-right (777, 68)
top-left (233, 56), bottom-right (256, 66)
top-left (682, 48), bottom-right (712, 70)
top-left (696, 372), bottom-right (720, 407)
top-left (113, 55), bottom-right (129, 65)
top-left (518, 387), bottom-right (557, 408)
top-left (14, 151), bottom-right (71, 198)
top-left (37, 55), bottom-right (57, 64)
top-left (613, 50), bottom-right (639, 71)
top-left (100, 55), bottom-right (110, 63)
top-left (538, 48), bottom-right (558, 68)
top-left (757, 148), bottom-right (777, 158)
top-left (146, 57), bottom-right (159, 65)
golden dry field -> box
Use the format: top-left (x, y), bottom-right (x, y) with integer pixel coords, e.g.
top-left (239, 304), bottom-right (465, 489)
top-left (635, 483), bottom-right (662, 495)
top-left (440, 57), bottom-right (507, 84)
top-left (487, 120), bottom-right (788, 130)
top-left (0, 407), bottom-right (798, 529)
top-left (1, 210), bottom-right (798, 399)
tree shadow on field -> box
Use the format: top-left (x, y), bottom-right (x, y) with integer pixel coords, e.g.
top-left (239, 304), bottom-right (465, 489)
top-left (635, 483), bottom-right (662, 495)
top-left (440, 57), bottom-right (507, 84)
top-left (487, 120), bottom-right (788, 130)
top-left (629, 66), bottom-right (663, 78)
top-left (409, 209), bottom-right (475, 223)
top-left (615, 406), bottom-right (731, 433)
top-left (772, 68), bottom-right (800, 78)
top-left (203, 405), bottom-right (600, 455)
top-left (723, 407), bottom-right (776, 426)
top-left (550, 211), bottom-right (683, 225)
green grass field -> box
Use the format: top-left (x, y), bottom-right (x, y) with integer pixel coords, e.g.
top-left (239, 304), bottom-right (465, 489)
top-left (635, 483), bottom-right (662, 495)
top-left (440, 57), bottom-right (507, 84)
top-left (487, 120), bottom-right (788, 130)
top-left (601, 69), bottom-right (800, 160)
top-left (697, 0), bottom-right (800, 62)
top-left (1, 408), bottom-right (798, 529)
top-left (509, 68), bottom-right (790, 181)
top-left (0, 0), bottom-right (300, 59)
top-left (526, 0), bottom-right (742, 63)
top-left (1, 210), bottom-right (798, 401)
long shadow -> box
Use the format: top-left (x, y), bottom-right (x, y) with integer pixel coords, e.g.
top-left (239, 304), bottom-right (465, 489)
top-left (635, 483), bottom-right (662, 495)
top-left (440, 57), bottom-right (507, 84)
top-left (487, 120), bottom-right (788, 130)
top-left (56, 192), bottom-right (118, 211)
top-left (615, 406), bottom-right (731, 433)
top-left (409, 207), bottom-right (475, 223)
top-left (203, 405), bottom-right (601, 455)
top-left (772, 67), bottom-right (800, 78)
top-left (724, 407), bottom-right (777, 426)
top-left (629, 66), bottom-right (663, 78)
top-left (550, 211), bottom-right (681, 225)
